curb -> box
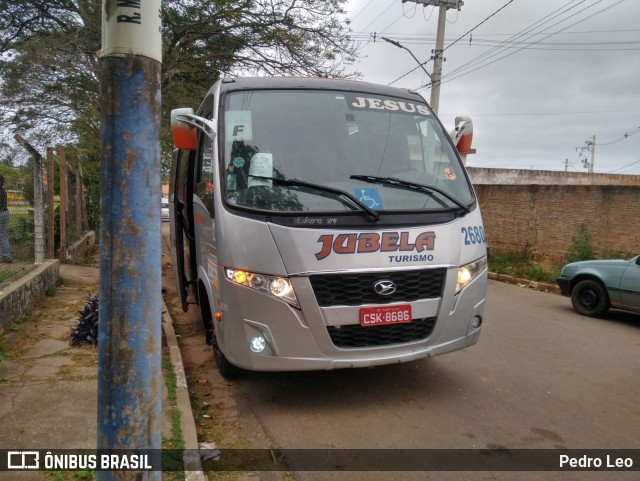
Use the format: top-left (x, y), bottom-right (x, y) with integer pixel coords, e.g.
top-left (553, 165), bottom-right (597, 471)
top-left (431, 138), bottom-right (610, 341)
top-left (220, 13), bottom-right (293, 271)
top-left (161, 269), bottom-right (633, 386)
top-left (488, 271), bottom-right (561, 295)
top-left (162, 299), bottom-right (205, 481)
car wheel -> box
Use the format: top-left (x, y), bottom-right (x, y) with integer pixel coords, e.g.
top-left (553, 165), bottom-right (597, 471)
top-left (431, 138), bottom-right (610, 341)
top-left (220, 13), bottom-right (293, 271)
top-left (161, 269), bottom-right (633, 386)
top-left (571, 279), bottom-right (610, 317)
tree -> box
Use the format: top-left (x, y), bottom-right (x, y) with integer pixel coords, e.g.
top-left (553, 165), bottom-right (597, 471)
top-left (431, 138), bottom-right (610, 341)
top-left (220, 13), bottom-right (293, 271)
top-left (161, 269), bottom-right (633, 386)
top-left (0, 0), bottom-right (358, 229)
top-left (0, 0), bottom-right (359, 168)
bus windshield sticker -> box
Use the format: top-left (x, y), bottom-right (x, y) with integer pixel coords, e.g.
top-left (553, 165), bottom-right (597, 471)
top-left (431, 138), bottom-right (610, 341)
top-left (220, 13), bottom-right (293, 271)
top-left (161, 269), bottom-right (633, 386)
top-left (225, 111), bottom-right (253, 142)
top-left (345, 114), bottom-right (360, 135)
top-left (354, 188), bottom-right (383, 210)
top-left (345, 94), bottom-right (430, 116)
top-left (248, 153), bottom-right (273, 188)
top-left (444, 167), bottom-right (457, 181)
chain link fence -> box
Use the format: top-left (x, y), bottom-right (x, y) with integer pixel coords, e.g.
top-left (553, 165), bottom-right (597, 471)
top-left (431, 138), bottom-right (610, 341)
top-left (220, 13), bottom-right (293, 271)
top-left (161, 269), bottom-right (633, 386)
top-left (0, 142), bottom-right (89, 289)
top-left (0, 174), bottom-right (37, 287)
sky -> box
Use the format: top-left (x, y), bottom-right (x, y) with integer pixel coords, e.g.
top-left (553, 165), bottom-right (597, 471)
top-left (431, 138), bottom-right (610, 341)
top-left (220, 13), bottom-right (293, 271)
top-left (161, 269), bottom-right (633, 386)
top-left (342, 0), bottom-right (640, 174)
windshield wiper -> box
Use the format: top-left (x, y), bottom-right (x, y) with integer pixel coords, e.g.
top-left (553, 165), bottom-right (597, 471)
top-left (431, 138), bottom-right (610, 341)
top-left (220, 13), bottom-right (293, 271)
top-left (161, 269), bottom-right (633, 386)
top-left (248, 175), bottom-right (380, 222)
top-left (350, 175), bottom-right (470, 213)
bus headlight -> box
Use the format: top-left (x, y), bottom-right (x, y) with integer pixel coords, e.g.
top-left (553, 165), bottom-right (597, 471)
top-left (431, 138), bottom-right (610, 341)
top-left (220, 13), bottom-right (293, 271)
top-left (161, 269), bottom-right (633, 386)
top-left (225, 268), bottom-right (299, 308)
top-left (456, 256), bottom-right (487, 294)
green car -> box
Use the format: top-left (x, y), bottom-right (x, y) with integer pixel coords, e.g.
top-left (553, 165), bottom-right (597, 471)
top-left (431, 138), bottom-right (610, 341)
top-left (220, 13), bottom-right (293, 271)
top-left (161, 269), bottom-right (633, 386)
top-left (556, 256), bottom-right (640, 317)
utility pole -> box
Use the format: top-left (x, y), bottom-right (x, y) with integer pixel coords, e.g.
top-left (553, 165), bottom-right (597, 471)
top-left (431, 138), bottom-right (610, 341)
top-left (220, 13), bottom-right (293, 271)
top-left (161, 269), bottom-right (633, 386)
top-left (98, 2), bottom-right (162, 480)
top-left (403, 0), bottom-right (464, 114)
top-left (589, 135), bottom-right (596, 174)
top-left (575, 135), bottom-right (596, 174)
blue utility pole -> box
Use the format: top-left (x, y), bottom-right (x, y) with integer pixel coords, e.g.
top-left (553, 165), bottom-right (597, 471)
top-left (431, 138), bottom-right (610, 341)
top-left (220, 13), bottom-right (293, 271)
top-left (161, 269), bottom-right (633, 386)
top-left (98, 1), bottom-right (163, 479)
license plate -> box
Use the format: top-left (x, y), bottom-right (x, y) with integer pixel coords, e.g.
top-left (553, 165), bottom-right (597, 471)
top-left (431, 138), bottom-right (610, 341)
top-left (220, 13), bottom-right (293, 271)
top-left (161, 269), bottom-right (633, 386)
top-left (360, 304), bottom-right (412, 327)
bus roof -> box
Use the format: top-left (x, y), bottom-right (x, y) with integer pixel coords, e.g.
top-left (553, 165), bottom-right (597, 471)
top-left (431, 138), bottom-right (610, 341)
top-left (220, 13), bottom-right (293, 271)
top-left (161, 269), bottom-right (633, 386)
top-left (213, 76), bottom-right (426, 103)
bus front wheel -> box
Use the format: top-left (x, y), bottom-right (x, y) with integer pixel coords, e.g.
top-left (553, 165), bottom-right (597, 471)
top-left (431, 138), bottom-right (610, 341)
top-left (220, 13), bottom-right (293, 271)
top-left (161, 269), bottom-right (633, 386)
top-left (198, 283), bottom-right (239, 378)
top-left (212, 331), bottom-right (240, 379)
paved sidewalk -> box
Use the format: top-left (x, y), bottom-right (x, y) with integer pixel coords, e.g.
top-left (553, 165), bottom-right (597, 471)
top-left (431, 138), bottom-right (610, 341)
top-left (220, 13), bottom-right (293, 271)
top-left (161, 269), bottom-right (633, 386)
top-left (0, 259), bottom-right (200, 480)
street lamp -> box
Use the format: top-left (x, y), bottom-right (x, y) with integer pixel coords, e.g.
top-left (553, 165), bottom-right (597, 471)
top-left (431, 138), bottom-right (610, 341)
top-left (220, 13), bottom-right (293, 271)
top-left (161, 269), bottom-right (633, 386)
top-left (381, 37), bottom-right (432, 82)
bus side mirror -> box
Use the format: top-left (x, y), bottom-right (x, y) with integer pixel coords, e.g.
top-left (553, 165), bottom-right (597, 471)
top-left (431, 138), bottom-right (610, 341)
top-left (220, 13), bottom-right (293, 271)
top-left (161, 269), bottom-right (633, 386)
top-left (171, 108), bottom-right (198, 150)
top-left (449, 116), bottom-right (475, 154)
top-left (170, 109), bottom-right (217, 150)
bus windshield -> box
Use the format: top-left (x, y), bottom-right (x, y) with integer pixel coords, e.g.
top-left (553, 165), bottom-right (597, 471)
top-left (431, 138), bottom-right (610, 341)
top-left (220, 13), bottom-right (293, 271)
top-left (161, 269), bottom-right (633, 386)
top-left (222, 89), bottom-right (474, 214)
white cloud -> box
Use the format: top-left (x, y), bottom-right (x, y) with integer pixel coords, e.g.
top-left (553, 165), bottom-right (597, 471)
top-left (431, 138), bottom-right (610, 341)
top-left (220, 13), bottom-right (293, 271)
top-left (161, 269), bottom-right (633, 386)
top-left (344, 0), bottom-right (640, 174)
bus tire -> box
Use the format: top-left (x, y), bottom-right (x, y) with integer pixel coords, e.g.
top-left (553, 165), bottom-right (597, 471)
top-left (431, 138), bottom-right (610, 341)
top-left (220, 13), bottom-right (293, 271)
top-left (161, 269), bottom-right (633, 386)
top-left (198, 282), bottom-right (239, 378)
top-left (212, 333), bottom-right (240, 379)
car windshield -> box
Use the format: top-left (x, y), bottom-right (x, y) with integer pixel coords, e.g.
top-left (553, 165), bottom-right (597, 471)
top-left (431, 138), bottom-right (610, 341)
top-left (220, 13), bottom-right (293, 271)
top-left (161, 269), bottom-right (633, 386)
top-left (222, 89), bottom-right (474, 214)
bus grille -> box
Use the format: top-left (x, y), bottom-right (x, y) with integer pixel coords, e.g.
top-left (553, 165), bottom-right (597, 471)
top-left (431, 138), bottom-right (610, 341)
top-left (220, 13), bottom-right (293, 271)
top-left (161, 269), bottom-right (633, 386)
top-left (309, 268), bottom-right (446, 307)
top-left (327, 317), bottom-right (437, 348)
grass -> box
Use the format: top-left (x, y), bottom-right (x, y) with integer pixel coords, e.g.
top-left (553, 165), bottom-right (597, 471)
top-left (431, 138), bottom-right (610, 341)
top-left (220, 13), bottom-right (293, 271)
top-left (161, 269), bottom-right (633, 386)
top-left (9, 314), bottom-right (27, 332)
top-left (162, 354), bottom-right (183, 449)
top-left (162, 350), bottom-right (185, 481)
top-left (488, 246), bottom-right (561, 284)
top-left (47, 470), bottom-right (95, 481)
top-left (0, 265), bottom-right (24, 285)
top-left (38, 353), bottom-right (184, 481)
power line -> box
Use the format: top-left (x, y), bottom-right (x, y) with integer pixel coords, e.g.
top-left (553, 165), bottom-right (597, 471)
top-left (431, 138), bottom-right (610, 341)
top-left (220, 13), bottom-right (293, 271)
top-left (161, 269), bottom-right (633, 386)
top-left (348, 0), bottom-right (375, 24)
top-left (348, 27), bottom-right (640, 37)
top-left (359, 2), bottom-right (397, 34)
top-left (598, 126), bottom-right (640, 146)
top-left (436, 0), bottom-right (628, 87)
top-left (352, 35), bottom-right (640, 49)
top-left (377, 13), bottom-right (408, 38)
top-left (604, 159), bottom-right (640, 173)
top-left (437, 108), bottom-right (640, 117)
top-left (420, 0), bottom-right (629, 91)
top-left (424, 0), bottom-right (594, 88)
top-left (442, 0), bottom-right (517, 53)
top-left (387, 0), bottom-right (520, 86)
top-left (380, 1), bottom-right (420, 33)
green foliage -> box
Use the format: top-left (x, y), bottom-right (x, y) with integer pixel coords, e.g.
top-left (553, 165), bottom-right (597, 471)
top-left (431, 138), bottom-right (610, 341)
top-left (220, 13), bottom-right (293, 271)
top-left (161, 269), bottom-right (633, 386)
top-left (7, 210), bottom-right (34, 261)
top-left (83, 168), bottom-right (101, 231)
top-left (600, 248), bottom-right (635, 260)
top-left (565, 224), bottom-right (594, 263)
top-left (0, 266), bottom-right (22, 285)
top-left (488, 245), bottom-right (561, 284)
top-left (0, 163), bottom-right (29, 188)
top-left (488, 245), bottom-right (532, 275)
top-left (73, 471), bottom-right (95, 481)
top-left (47, 471), bottom-right (95, 481)
top-left (0, 0), bottom-right (358, 167)
top-left (8, 314), bottom-right (27, 332)
top-left (162, 350), bottom-right (184, 451)
top-left (1, 1), bottom-right (358, 230)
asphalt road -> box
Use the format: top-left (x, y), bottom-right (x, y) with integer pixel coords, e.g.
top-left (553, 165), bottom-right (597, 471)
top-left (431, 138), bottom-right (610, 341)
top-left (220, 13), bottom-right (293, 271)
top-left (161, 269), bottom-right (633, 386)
top-left (161, 225), bottom-right (640, 481)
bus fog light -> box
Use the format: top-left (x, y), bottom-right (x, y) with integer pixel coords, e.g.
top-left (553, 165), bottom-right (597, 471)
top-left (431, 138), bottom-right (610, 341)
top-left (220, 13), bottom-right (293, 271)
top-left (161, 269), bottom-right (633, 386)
top-left (249, 335), bottom-right (267, 353)
top-left (471, 316), bottom-right (482, 329)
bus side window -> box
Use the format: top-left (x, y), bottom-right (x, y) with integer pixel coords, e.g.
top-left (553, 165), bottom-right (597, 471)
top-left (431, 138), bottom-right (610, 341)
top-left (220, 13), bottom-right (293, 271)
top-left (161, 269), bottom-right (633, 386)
top-left (195, 135), bottom-right (215, 216)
